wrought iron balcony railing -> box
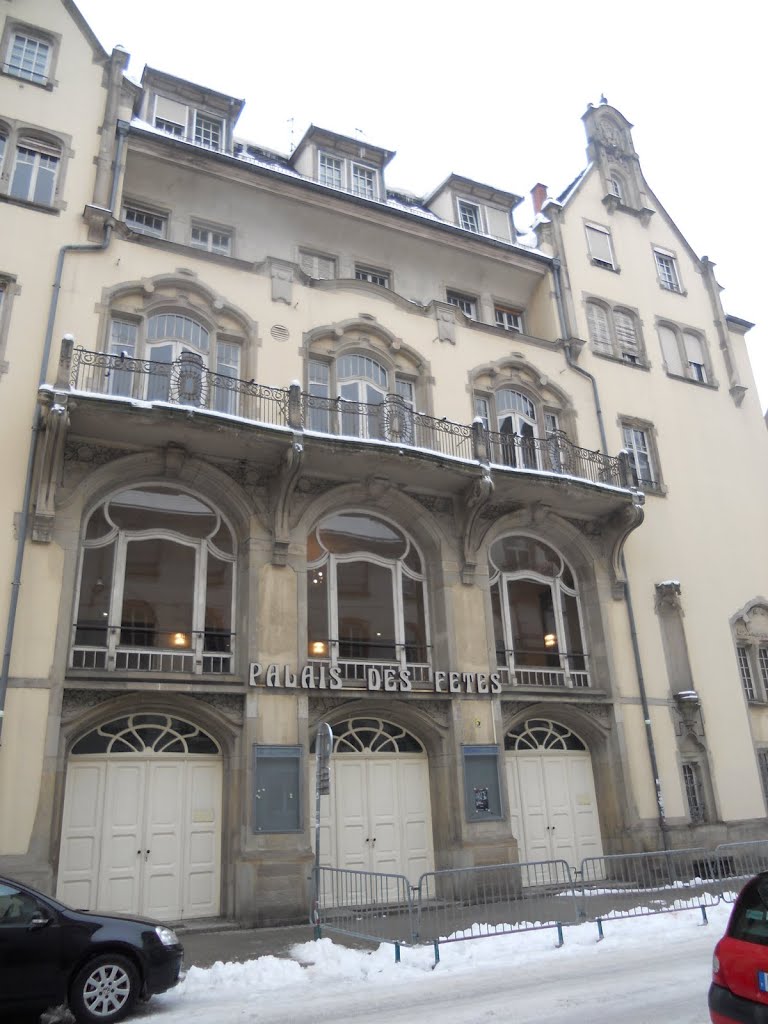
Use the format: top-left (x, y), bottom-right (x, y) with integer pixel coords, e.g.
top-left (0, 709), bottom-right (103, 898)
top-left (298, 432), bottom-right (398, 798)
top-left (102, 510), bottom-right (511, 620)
top-left (67, 347), bottom-right (631, 489)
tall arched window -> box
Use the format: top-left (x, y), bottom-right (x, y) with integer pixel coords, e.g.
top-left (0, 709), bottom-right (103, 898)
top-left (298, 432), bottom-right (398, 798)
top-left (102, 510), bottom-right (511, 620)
top-left (489, 535), bottom-right (588, 688)
top-left (308, 352), bottom-right (415, 441)
top-left (71, 485), bottom-right (235, 675)
top-left (307, 512), bottom-right (429, 676)
top-left (475, 388), bottom-right (558, 470)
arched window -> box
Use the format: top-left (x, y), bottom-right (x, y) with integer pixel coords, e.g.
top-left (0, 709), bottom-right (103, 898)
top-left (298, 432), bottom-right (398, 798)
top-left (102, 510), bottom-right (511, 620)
top-left (71, 485), bottom-right (236, 675)
top-left (657, 321), bottom-right (712, 384)
top-left (307, 512), bottom-right (429, 676)
top-left (586, 300), bottom-right (644, 365)
top-left (308, 351), bottom-right (415, 441)
top-left (489, 535), bottom-right (588, 688)
top-left (608, 174), bottom-right (624, 200)
top-left (475, 387), bottom-right (558, 470)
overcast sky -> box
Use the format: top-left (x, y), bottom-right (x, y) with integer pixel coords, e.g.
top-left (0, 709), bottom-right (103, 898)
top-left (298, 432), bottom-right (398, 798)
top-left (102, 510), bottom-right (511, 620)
top-left (75, 0), bottom-right (766, 410)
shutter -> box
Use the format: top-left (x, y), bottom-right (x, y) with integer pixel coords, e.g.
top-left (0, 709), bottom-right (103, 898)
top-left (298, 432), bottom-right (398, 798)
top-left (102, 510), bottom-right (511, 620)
top-left (657, 325), bottom-right (684, 375)
top-left (154, 95), bottom-right (188, 127)
top-left (683, 331), bottom-right (704, 364)
top-left (316, 256), bottom-right (336, 280)
top-left (587, 303), bottom-right (611, 351)
top-left (585, 226), bottom-right (614, 267)
top-left (299, 251), bottom-right (315, 276)
top-left (614, 311), bottom-right (638, 353)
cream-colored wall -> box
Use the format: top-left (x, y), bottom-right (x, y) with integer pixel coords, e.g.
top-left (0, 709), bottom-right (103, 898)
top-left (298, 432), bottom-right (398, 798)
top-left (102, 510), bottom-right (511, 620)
top-left (0, 688), bottom-right (49, 854)
top-left (560, 168), bottom-right (768, 821)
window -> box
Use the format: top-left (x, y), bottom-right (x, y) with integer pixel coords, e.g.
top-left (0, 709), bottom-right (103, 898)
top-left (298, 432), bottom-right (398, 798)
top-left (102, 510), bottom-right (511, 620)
top-left (447, 290), bottom-right (478, 319)
top-left (9, 139), bottom-right (59, 205)
top-left (586, 300), bottom-right (643, 364)
top-left (458, 200), bottom-right (481, 233)
top-left (656, 322), bottom-right (712, 384)
top-left (252, 746), bottom-right (302, 832)
top-left (475, 389), bottom-right (562, 472)
top-left (654, 249), bottom-right (682, 292)
top-left (737, 645), bottom-right (757, 701)
top-left (585, 223), bottom-right (616, 270)
top-left (621, 421), bottom-right (658, 490)
top-left (608, 175), bottom-right (623, 200)
top-left (489, 535), bottom-right (588, 687)
top-left (728, 875), bottom-right (768, 946)
top-left (316, 152), bottom-right (379, 199)
top-left (736, 642), bottom-right (768, 703)
top-left (153, 96), bottom-right (187, 138)
top-left (306, 512), bottom-right (429, 672)
top-left (355, 265), bottom-right (390, 288)
top-left (193, 113), bottom-right (222, 151)
top-left (495, 306), bottom-right (523, 333)
top-left (4, 30), bottom-right (51, 84)
top-left (319, 153), bottom-right (342, 189)
top-left (124, 206), bottom-right (167, 238)
top-left (191, 224), bottom-right (232, 255)
top-left (0, 128), bottom-right (5, 174)
top-left (681, 762), bottom-right (706, 823)
top-left (299, 249), bottom-right (336, 280)
top-left (71, 485), bottom-right (236, 674)
top-left (352, 163), bottom-right (376, 200)
top-left (758, 751), bottom-right (768, 808)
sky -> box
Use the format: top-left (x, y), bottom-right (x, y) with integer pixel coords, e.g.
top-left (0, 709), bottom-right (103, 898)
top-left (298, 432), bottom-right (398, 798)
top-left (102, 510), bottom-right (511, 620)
top-left (74, 0), bottom-right (767, 410)
top-left (140, 901), bottom-right (725, 1022)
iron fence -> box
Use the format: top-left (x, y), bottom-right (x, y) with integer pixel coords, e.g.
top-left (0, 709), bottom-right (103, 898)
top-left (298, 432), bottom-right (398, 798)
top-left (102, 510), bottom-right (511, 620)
top-left (578, 847), bottom-right (722, 922)
top-left (67, 347), bottom-right (629, 490)
top-left (414, 859), bottom-right (580, 947)
top-left (714, 841), bottom-right (768, 902)
top-left (311, 865), bottom-right (415, 945)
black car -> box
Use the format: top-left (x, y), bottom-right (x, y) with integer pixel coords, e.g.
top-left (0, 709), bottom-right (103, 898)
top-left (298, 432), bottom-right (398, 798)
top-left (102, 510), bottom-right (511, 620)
top-left (0, 875), bottom-right (184, 1023)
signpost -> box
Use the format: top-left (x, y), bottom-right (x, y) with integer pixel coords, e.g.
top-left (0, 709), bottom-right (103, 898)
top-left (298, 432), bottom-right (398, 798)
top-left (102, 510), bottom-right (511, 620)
top-left (312, 721), bottom-right (333, 938)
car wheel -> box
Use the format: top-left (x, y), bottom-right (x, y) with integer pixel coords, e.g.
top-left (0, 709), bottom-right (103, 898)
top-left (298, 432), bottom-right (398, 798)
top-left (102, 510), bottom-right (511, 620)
top-left (69, 953), bottom-right (139, 1024)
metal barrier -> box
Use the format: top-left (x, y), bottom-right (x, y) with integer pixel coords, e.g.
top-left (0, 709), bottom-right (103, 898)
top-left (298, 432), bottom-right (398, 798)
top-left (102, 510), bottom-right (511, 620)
top-left (415, 860), bottom-right (579, 950)
top-left (578, 847), bottom-right (722, 922)
top-left (312, 865), bottom-right (416, 946)
top-left (714, 841), bottom-right (768, 902)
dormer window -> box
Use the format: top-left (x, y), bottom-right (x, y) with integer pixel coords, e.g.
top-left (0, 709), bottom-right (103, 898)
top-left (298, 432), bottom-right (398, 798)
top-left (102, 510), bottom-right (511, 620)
top-left (458, 199), bottom-right (481, 233)
top-left (151, 96), bottom-right (224, 152)
top-left (316, 150), bottom-right (379, 200)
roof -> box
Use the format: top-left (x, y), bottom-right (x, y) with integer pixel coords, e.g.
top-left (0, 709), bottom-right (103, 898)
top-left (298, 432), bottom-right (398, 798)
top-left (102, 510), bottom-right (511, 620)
top-left (291, 125), bottom-right (396, 168)
top-left (141, 66), bottom-right (245, 116)
top-left (424, 173), bottom-right (523, 210)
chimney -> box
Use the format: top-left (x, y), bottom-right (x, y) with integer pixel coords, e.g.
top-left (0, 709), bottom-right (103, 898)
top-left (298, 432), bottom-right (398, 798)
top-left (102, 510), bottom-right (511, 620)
top-left (531, 182), bottom-right (548, 215)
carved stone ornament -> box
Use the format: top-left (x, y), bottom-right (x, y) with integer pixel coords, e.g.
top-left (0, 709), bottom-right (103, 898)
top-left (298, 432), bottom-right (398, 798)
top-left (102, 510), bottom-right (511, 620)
top-left (64, 441), bottom-right (131, 468)
top-left (272, 436), bottom-right (305, 564)
top-left (61, 689), bottom-right (118, 720)
top-left (32, 396), bottom-right (70, 542)
top-left (742, 605), bottom-right (768, 640)
top-left (190, 692), bottom-right (244, 721)
top-left (412, 493), bottom-right (453, 517)
top-left (211, 458), bottom-right (262, 495)
top-left (655, 580), bottom-right (682, 612)
top-left (479, 501), bottom-right (524, 522)
top-left (461, 468), bottom-right (494, 585)
top-left (295, 477), bottom-right (339, 497)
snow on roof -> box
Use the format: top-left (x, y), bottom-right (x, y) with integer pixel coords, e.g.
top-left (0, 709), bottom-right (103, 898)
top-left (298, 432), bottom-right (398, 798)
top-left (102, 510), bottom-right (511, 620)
top-left (556, 163), bottom-right (592, 205)
top-left (129, 117), bottom-right (550, 258)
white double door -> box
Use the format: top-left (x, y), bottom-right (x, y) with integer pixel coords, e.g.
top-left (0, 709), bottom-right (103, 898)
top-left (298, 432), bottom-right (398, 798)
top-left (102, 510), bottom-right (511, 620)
top-left (506, 752), bottom-right (603, 879)
top-left (315, 755), bottom-right (434, 883)
top-left (58, 757), bottom-right (221, 920)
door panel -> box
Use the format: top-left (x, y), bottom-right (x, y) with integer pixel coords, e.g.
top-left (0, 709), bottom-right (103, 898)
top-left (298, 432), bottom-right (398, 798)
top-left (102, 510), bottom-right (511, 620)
top-left (184, 761), bottom-right (222, 918)
top-left (542, 757), bottom-right (578, 876)
top-left (515, 757), bottom-right (550, 862)
top-left (567, 755), bottom-right (604, 864)
top-left (97, 763), bottom-right (145, 913)
top-left (335, 761), bottom-right (368, 871)
top-left (57, 762), bottom-right (106, 909)
top-left (368, 760), bottom-right (400, 875)
top-left (398, 759), bottom-right (434, 883)
top-left (143, 762), bottom-right (184, 920)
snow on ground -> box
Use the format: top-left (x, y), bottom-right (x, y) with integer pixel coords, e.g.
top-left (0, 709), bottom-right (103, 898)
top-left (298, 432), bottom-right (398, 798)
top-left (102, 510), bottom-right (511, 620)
top-left (137, 902), bottom-right (728, 1023)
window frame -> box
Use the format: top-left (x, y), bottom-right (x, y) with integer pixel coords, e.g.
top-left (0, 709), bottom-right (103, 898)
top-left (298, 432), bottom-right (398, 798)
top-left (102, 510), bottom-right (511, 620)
top-left (653, 248), bottom-right (683, 293)
top-left (9, 139), bottom-right (60, 205)
top-left (0, 273), bottom-right (18, 377)
top-left (315, 150), bottom-right (380, 201)
top-left (758, 749), bottom-right (768, 811)
top-left (354, 265), bottom-right (390, 288)
top-left (0, 120), bottom-right (70, 212)
top-left (457, 198), bottom-right (483, 234)
top-left (620, 416), bottom-right (663, 493)
top-left (1, 21), bottom-right (60, 89)
top-left (190, 221), bottom-right (233, 256)
top-left (585, 298), bottom-right (646, 366)
top-left (298, 248), bottom-right (337, 281)
top-left (655, 319), bottom-right (714, 386)
top-left (494, 305), bottom-right (524, 333)
top-left (681, 760), bottom-right (707, 824)
top-left (736, 642), bottom-right (768, 704)
top-left (447, 289), bottom-right (478, 320)
top-left (123, 203), bottom-right (169, 239)
top-left (585, 222), bottom-right (617, 271)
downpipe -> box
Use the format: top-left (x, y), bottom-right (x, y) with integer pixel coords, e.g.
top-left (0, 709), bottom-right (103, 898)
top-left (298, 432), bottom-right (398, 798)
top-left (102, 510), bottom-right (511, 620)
top-left (552, 259), bottom-right (669, 850)
top-left (0, 124), bottom-right (126, 745)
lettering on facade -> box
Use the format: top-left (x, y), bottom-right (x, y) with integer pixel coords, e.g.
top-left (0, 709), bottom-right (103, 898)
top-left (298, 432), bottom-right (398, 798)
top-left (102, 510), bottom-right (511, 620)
top-left (248, 663), bottom-right (502, 695)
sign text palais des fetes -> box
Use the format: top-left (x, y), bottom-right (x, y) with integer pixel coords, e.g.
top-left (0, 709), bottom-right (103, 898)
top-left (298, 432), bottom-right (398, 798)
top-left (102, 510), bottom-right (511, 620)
top-left (249, 663), bottom-right (503, 694)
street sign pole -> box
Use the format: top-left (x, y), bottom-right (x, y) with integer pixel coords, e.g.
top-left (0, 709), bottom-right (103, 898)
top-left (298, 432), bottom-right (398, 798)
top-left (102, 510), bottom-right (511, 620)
top-left (312, 720), bottom-right (333, 939)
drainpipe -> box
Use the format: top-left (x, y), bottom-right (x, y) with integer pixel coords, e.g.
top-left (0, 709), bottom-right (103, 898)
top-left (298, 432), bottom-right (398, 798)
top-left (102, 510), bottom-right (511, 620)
top-left (551, 259), bottom-right (670, 850)
top-left (0, 123), bottom-right (127, 745)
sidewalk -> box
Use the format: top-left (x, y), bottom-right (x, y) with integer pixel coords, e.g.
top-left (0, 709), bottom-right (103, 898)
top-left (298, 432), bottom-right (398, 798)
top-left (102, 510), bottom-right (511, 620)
top-left (178, 921), bottom-right (368, 969)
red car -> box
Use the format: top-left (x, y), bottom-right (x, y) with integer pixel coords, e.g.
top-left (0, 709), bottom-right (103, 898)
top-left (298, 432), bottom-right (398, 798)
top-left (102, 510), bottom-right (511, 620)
top-left (710, 872), bottom-right (768, 1023)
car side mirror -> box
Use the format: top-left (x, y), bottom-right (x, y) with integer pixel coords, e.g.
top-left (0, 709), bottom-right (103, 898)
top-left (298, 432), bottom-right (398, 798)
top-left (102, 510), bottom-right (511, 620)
top-left (28, 912), bottom-right (51, 931)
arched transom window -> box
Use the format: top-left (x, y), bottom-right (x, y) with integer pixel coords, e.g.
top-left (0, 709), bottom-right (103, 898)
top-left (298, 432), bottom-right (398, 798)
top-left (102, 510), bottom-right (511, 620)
top-left (505, 718), bottom-right (586, 751)
top-left (489, 535), bottom-right (588, 688)
top-left (72, 714), bottom-right (220, 755)
top-left (475, 387), bottom-right (561, 470)
top-left (307, 512), bottom-right (429, 676)
top-left (72, 485), bottom-right (235, 676)
top-left (311, 718), bottom-right (424, 754)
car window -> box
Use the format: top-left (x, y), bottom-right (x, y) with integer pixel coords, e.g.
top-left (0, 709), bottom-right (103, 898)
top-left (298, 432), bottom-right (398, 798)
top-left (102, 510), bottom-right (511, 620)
top-left (0, 883), bottom-right (41, 926)
top-left (730, 877), bottom-right (768, 946)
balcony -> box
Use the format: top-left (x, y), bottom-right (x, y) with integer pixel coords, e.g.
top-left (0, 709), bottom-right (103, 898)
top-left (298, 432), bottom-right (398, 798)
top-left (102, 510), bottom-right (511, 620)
top-left (64, 348), bottom-right (632, 492)
top-left (70, 623), bottom-right (234, 677)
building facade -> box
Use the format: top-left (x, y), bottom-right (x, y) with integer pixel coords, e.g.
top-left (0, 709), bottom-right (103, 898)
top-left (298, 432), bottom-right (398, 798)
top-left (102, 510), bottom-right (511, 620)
top-left (1, 0), bottom-right (767, 925)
